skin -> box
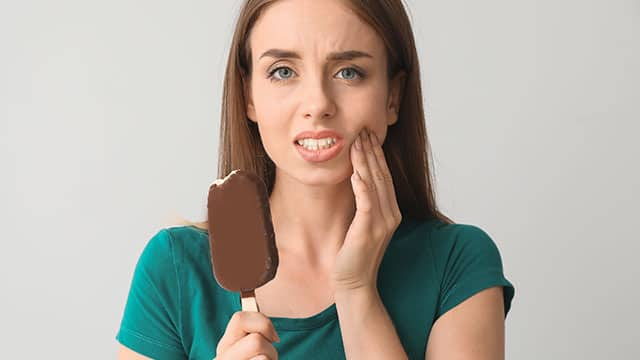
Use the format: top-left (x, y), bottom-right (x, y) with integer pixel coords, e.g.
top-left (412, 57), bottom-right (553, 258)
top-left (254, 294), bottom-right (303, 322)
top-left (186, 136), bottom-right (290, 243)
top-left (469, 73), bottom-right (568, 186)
top-left (118, 0), bottom-right (506, 358)
top-left (244, 1), bottom-right (410, 358)
top-left (244, 2), bottom-right (505, 359)
top-left (244, 0), bottom-right (404, 284)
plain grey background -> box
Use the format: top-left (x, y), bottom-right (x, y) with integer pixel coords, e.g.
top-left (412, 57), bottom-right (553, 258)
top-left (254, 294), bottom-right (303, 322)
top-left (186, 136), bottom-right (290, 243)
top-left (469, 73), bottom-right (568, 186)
top-left (1, 0), bottom-right (638, 358)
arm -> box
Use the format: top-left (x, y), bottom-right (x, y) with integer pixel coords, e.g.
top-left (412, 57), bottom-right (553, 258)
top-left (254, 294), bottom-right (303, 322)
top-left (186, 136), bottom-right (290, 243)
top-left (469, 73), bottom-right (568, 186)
top-left (118, 345), bottom-right (152, 360)
top-left (115, 229), bottom-right (187, 359)
top-left (335, 287), bottom-right (408, 360)
top-left (425, 286), bottom-right (505, 360)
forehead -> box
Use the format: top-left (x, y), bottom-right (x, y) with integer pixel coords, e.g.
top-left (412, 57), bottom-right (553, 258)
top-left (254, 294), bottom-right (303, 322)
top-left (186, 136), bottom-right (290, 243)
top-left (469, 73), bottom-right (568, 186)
top-left (249, 0), bottom-right (385, 60)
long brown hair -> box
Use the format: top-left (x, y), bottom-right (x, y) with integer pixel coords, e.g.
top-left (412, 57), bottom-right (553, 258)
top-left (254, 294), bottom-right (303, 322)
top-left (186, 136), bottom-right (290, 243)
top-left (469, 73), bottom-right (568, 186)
top-left (175, 0), bottom-right (452, 230)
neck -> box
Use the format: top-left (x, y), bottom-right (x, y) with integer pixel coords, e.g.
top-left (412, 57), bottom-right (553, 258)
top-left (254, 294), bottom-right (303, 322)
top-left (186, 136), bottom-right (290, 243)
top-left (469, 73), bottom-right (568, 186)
top-left (269, 169), bottom-right (356, 270)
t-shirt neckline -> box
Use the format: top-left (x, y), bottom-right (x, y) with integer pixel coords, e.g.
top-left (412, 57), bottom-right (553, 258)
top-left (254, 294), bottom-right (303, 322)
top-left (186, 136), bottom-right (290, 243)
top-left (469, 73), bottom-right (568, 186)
top-left (234, 292), bottom-right (338, 331)
top-left (203, 216), bottom-right (434, 331)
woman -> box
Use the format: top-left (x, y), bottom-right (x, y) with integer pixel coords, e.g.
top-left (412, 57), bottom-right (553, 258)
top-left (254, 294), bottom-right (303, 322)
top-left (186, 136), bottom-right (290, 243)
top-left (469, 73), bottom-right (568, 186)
top-left (116, 0), bottom-right (515, 359)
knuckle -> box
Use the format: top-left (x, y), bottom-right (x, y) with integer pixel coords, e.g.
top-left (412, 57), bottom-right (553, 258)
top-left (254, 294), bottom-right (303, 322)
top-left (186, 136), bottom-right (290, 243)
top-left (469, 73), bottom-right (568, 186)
top-left (246, 333), bottom-right (264, 351)
top-left (372, 170), bottom-right (385, 182)
top-left (385, 219), bottom-right (396, 231)
top-left (231, 310), bottom-right (243, 323)
top-left (361, 184), bottom-right (374, 194)
top-left (235, 311), bottom-right (255, 331)
top-left (236, 312), bottom-right (250, 327)
top-left (372, 147), bottom-right (388, 166)
top-left (260, 323), bottom-right (274, 338)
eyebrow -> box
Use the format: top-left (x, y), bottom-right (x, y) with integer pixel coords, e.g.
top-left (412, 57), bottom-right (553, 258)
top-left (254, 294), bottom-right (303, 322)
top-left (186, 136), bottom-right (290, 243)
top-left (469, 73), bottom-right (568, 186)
top-left (258, 48), bottom-right (373, 61)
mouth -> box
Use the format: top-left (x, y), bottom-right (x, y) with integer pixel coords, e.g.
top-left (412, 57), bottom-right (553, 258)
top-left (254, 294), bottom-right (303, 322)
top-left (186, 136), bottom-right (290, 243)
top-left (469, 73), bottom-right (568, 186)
top-left (293, 137), bottom-right (345, 163)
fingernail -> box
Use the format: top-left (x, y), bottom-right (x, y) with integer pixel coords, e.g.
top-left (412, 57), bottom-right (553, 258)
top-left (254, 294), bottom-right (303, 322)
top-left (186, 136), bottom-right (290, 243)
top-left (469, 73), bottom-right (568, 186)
top-left (355, 136), bottom-right (362, 150)
top-left (371, 131), bottom-right (378, 145)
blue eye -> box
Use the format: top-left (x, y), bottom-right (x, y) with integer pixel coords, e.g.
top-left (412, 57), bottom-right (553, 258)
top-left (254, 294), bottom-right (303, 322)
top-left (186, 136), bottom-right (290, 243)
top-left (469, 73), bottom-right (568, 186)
top-left (267, 66), bottom-right (366, 83)
top-left (337, 68), bottom-right (360, 80)
top-left (269, 67), bottom-right (295, 82)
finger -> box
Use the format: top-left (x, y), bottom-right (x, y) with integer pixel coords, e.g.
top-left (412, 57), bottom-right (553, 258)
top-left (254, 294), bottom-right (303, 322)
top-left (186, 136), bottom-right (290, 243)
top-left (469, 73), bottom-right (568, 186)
top-left (349, 163), bottom-right (369, 213)
top-left (250, 356), bottom-right (271, 360)
top-left (368, 130), bottom-right (402, 224)
top-left (220, 332), bottom-right (277, 360)
top-left (226, 310), bottom-right (280, 343)
top-left (350, 130), bottom-right (377, 214)
top-left (361, 128), bottom-right (396, 226)
top-left (217, 311), bottom-right (279, 354)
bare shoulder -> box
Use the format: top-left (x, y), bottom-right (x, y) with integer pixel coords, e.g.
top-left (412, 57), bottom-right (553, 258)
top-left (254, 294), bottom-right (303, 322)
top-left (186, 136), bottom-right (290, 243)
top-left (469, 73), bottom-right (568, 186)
top-left (425, 286), bottom-right (505, 360)
top-left (118, 344), bottom-right (152, 360)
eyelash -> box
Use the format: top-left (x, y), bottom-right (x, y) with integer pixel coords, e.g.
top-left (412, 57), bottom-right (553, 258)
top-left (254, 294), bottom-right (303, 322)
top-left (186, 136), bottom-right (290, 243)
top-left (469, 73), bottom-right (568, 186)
top-left (266, 66), bottom-right (366, 83)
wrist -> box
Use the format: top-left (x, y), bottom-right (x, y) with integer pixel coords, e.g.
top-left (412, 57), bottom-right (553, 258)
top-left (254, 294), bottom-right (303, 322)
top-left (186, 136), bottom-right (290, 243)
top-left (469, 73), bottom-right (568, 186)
top-left (334, 284), bottom-right (379, 302)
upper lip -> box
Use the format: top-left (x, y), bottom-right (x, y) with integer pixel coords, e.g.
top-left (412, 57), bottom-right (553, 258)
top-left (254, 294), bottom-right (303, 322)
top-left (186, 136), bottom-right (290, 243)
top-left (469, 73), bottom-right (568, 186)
top-left (293, 130), bottom-right (343, 143)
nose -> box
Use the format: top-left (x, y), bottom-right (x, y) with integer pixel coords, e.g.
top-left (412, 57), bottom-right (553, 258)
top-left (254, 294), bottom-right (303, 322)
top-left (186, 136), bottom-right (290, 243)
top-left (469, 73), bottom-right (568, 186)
top-left (301, 76), bottom-right (336, 120)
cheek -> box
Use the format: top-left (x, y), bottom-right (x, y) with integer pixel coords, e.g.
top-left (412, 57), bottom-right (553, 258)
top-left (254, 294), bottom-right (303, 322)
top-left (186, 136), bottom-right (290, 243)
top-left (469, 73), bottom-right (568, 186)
top-left (248, 85), bottom-right (297, 164)
top-left (349, 89), bottom-right (386, 114)
top-left (252, 88), bottom-right (298, 129)
top-left (345, 86), bottom-right (389, 133)
top-left (256, 122), bottom-right (286, 158)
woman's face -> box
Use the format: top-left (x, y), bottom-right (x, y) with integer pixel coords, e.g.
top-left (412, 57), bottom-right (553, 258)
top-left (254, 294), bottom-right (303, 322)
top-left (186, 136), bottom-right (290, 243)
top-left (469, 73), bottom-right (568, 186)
top-left (245, 0), bottom-right (402, 186)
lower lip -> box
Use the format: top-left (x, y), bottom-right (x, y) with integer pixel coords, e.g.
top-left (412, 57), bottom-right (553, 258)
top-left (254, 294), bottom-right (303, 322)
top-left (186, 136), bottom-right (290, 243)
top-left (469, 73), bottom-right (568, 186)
top-left (294, 139), bottom-right (344, 163)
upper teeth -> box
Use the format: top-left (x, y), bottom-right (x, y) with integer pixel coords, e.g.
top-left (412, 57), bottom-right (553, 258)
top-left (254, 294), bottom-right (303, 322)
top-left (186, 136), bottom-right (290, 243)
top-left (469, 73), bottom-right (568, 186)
top-left (297, 137), bottom-right (336, 150)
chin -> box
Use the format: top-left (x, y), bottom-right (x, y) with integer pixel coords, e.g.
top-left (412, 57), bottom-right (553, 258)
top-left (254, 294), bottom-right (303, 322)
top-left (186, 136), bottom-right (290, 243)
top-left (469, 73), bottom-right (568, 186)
top-left (279, 163), bottom-right (352, 187)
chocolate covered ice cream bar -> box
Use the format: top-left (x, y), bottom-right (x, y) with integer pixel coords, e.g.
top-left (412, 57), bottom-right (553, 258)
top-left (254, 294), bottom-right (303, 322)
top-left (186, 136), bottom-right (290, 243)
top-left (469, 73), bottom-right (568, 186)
top-left (207, 170), bottom-right (279, 312)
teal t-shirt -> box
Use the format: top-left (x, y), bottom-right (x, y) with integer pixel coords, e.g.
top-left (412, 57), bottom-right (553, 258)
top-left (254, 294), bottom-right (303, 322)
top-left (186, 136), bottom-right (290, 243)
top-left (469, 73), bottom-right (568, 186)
top-left (116, 217), bottom-right (515, 359)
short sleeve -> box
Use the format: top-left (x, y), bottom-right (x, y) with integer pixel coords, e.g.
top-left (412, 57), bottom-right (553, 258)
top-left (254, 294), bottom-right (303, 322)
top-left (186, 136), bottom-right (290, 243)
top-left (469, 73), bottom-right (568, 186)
top-left (116, 229), bottom-right (187, 359)
top-left (435, 224), bottom-right (515, 320)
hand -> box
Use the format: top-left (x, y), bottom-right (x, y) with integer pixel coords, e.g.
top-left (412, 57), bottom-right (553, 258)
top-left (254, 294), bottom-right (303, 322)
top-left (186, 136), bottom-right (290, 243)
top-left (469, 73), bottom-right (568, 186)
top-left (214, 310), bottom-right (280, 360)
top-left (331, 127), bottom-right (403, 293)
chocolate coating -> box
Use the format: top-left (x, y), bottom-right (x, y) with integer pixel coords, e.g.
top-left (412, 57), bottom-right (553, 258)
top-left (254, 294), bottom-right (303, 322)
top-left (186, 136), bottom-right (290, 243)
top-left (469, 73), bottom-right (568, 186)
top-left (207, 170), bottom-right (278, 293)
